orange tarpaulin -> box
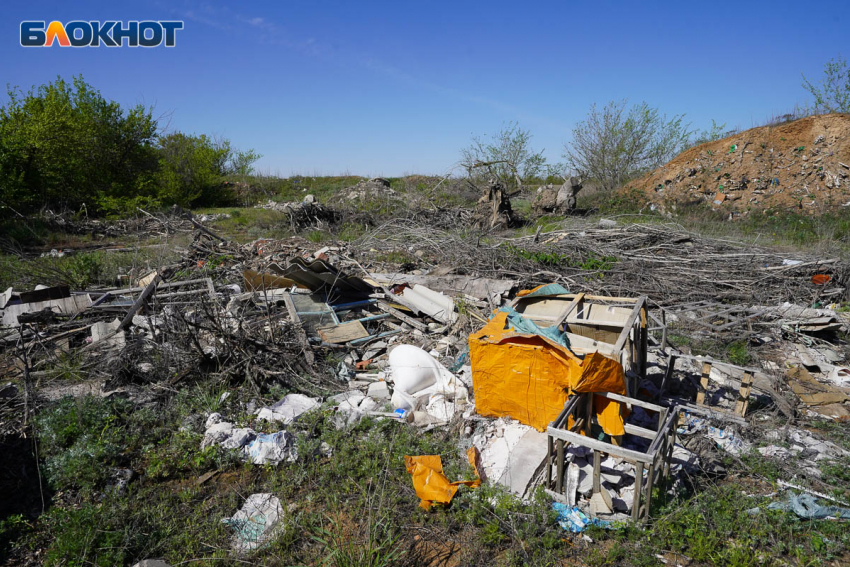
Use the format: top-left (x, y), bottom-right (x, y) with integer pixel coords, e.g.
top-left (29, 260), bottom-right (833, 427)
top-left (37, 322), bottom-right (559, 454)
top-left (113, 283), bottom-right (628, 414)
top-left (469, 311), bottom-right (628, 435)
top-left (404, 447), bottom-right (481, 509)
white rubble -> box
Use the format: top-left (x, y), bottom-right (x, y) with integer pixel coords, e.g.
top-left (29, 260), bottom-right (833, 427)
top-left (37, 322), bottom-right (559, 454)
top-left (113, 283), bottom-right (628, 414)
top-left (256, 393), bottom-right (320, 424)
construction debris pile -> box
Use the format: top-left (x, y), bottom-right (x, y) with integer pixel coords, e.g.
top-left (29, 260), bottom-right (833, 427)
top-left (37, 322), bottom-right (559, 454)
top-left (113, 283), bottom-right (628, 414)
top-left (3, 210), bottom-right (850, 556)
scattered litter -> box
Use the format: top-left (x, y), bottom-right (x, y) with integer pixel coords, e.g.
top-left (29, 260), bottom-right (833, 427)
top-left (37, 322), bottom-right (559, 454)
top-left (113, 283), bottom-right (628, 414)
top-left (201, 413), bottom-right (296, 465)
top-left (768, 493), bottom-right (850, 520)
top-left (678, 413), bottom-right (751, 456)
top-left (222, 493), bottom-right (285, 552)
top-left (256, 394), bottom-right (320, 424)
top-left (552, 502), bottom-right (614, 532)
top-left (404, 447), bottom-right (480, 509)
top-left (243, 431), bottom-right (297, 465)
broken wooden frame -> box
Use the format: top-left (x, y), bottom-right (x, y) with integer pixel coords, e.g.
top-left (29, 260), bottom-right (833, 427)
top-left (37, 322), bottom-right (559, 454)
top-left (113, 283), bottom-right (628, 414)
top-left (511, 293), bottom-right (648, 394)
top-left (546, 392), bottom-right (680, 521)
top-left (88, 278), bottom-right (216, 307)
top-left (658, 352), bottom-right (754, 420)
top-left (669, 300), bottom-right (766, 334)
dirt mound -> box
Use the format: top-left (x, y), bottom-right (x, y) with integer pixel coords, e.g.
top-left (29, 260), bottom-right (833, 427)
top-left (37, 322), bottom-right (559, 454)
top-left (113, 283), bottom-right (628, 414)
top-left (630, 114), bottom-right (850, 217)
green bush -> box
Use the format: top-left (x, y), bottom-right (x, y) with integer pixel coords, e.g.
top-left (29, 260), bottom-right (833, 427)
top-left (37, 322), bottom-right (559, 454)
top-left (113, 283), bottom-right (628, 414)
top-left (41, 504), bottom-right (128, 567)
top-left (35, 396), bottom-right (131, 491)
top-left (0, 76), bottom-right (158, 215)
top-left (0, 76), bottom-right (260, 218)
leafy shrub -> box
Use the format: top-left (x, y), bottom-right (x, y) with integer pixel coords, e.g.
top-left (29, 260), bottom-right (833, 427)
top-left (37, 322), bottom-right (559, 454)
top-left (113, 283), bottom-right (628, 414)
top-left (35, 396), bottom-right (131, 490)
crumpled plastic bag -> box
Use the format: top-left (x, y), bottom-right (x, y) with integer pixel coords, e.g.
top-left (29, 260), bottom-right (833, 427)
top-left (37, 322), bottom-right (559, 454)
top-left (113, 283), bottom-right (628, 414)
top-left (243, 431), bottom-right (296, 465)
top-left (201, 413), bottom-right (295, 465)
top-left (404, 447), bottom-right (481, 509)
top-left (552, 502), bottom-right (613, 532)
top-left (767, 492), bottom-right (850, 519)
top-left (201, 413), bottom-right (256, 450)
top-left (256, 393), bottom-right (320, 424)
top-left (222, 493), bottom-right (284, 553)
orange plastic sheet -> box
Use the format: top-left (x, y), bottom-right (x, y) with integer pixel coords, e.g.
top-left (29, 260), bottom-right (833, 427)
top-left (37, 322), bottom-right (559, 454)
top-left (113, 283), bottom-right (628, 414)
top-left (469, 311), bottom-right (628, 435)
top-left (404, 447), bottom-right (481, 510)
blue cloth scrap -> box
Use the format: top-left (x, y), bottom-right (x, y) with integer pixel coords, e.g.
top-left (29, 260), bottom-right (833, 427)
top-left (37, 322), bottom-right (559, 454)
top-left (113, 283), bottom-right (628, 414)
top-left (498, 306), bottom-right (570, 349)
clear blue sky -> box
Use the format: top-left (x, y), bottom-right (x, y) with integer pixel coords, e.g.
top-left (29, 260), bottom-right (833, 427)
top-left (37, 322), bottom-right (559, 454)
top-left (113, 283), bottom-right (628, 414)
top-left (2, 1), bottom-right (848, 177)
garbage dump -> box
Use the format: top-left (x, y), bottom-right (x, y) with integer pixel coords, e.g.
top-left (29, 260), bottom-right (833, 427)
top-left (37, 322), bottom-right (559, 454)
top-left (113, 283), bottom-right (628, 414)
top-left (3, 207), bottom-right (850, 565)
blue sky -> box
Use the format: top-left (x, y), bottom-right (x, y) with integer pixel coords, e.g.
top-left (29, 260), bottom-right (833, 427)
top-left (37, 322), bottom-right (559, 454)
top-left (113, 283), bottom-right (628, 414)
top-left (2, 1), bottom-right (848, 176)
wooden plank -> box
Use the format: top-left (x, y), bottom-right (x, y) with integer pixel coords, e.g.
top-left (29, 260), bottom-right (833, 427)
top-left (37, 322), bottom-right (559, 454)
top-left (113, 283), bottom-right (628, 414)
top-left (97, 278), bottom-right (212, 296)
top-left (552, 396), bottom-right (579, 429)
top-left (546, 426), bottom-right (653, 464)
top-left (673, 353), bottom-right (762, 375)
top-left (317, 320), bottom-right (370, 344)
top-left (119, 275), bottom-right (161, 329)
top-left (592, 449), bottom-right (601, 494)
top-left (639, 306), bottom-right (648, 382)
top-left (679, 403), bottom-right (748, 426)
top-left (696, 362), bottom-right (712, 406)
top-left (612, 296), bottom-right (647, 352)
top-left (556, 439), bottom-right (565, 493)
top-left (594, 391), bottom-right (666, 413)
top-left (632, 462), bottom-right (644, 521)
top-left (657, 353), bottom-right (677, 401)
top-left (736, 371), bottom-right (754, 417)
top-left (376, 300), bottom-right (429, 332)
top-left (515, 293), bottom-right (638, 303)
top-left (663, 429), bottom-right (676, 478)
top-left (563, 317), bottom-right (625, 328)
top-left (648, 407), bottom-right (679, 456)
top-left (553, 292), bottom-right (585, 328)
top-left (643, 456), bottom-right (656, 520)
top-left (623, 423), bottom-right (656, 440)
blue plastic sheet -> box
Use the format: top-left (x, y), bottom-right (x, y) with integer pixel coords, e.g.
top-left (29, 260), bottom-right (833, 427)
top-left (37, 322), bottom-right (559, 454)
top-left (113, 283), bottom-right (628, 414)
top-left (497, 306), bottom-right (570, 349)
top-left (768, 493), bottom-right (850, 519)
top-left (449, 348), bottom-right (470, 372)
top-left (524, 283), bottom-right (571, 298)
top-left (552, 503), bottom-right (612, 532)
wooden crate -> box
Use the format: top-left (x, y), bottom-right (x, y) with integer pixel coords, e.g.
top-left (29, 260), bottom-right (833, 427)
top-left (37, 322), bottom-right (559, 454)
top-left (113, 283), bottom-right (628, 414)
top-left (545, 392), bottom-right (680, 521)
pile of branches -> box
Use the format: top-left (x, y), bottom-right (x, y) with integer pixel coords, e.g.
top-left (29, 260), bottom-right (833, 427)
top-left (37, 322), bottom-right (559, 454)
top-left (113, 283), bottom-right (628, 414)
top-left (354, 219), bottom-right (847, 306)
top-left (37, 207), bottom-right (196, 239)
top-left (0, 274), bottom-right (338, 424)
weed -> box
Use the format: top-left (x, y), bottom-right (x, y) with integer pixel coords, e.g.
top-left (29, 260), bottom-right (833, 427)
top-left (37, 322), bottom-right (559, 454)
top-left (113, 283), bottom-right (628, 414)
top-left (41, 504), bottom-right (128, 566)
top-left (337, 222), bottom-right (368, 242)
top-left (312, 515), bottom-right (404, 567)
top-left (35, 396), bottom-right (131, 491)
top-left (308, 230), bottom-right (329, 243)
top-left (506, 244), bottom-right (567, 266)
top-left (726, 340), bottom-right (752, 366)
top-left (376, 250), bottom-right (415, 265)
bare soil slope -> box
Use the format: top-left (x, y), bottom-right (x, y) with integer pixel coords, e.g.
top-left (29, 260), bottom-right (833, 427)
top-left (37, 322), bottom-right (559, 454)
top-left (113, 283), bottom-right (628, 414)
top-left (630, 114), bottom-right (850, 216)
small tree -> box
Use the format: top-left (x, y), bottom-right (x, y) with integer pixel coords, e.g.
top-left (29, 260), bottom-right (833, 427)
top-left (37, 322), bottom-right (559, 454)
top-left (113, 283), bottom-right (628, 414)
top-left (0, 76), bottom-right (158, 214)
top-left (802, 55), bottom-right (850, 114)
top-left (155, 133), bottom-right (261, 207)
top-left (564, 100), bottom-right (691, 191)
top-left (460, 122), bottom-right (547, 189)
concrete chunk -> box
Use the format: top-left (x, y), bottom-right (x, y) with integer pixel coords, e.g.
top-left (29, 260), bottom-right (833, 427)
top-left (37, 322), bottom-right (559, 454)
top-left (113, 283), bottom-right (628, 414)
top-left (367, 381), bottom-right (391, 400)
